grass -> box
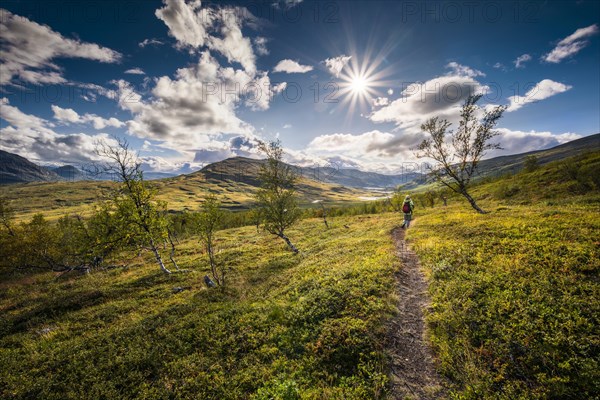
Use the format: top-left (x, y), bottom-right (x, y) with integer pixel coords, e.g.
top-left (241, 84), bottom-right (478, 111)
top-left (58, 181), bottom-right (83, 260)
top-left (405, 152), bottom-right (600, 399)
top-left (0, 214), bottom-right (402, 399)
top-left (0, 169), bottom-right (376, 222)
top-left (2, 151), bottom-right (599, 399)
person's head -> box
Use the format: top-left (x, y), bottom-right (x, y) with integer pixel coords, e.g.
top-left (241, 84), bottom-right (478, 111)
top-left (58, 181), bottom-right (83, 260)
top-left (405, 195), bottom-right (411, 201)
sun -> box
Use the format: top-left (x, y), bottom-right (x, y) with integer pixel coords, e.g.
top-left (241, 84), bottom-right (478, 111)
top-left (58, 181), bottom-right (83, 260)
top-left (350, 75), bottom-right (369, 94)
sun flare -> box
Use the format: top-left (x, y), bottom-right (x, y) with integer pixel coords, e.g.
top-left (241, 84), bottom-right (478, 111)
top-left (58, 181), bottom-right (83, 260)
top-left (350, 75), bottom-right (368, 94)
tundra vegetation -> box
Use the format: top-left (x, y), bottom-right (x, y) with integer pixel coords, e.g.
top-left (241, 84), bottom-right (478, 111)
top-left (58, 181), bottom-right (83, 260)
top-left (0, 144), bottom-right (598, 399)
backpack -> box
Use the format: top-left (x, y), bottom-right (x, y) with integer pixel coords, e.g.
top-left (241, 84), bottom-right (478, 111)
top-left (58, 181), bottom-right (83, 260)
top-left (402, 202), bottom-right (411, 213)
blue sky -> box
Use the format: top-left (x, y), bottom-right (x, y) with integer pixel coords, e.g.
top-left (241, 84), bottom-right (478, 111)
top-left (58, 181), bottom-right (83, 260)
top-left (1, 0), bottom-right (598, 173)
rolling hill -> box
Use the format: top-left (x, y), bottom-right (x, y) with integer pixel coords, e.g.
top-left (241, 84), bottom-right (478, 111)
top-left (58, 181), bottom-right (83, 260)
top-left (401, 132), bottom-right (600, 190)
top-left (1, 158), bottom-right (377, 220)
top-left (0, 150), bottom-right (61, 184)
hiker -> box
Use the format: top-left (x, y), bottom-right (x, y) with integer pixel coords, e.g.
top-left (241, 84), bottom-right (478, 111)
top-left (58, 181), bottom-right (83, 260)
top-left (401, 195), bottom-right (414, 229)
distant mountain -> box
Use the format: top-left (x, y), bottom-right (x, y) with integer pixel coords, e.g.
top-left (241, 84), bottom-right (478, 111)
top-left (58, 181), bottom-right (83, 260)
top-left (196, 156), bottom-right (420, 190)
top-left (143, 171), bottom-right (179, 181)
top-left (300, 166), bottom-right (421, 190)
top-left (0, 150), bottom-right (61, 184)
top-left (51, 165), bottom-right (86, 181)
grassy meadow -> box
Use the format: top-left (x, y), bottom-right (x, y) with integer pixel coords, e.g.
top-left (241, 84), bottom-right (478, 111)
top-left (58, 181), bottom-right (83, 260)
top-left (1, 151), bottom-right (599, 399)
top-left (0, 169), bottom-right (375, 222)
top-left (0, 214), bottom-right (401, 399)
top-left (406, 152), bottom-right (600, 399)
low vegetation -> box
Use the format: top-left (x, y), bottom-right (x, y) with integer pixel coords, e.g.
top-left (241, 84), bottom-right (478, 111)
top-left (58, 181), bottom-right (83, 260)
top-left (407, 151), bottom-right (600, 399)
top-left (0, 214), bottom-right (400, 399)
top-left (1, 142), bottom-right (598, 399)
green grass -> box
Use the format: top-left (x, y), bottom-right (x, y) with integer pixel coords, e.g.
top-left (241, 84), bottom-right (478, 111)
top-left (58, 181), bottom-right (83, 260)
top-left (1, 170), bottom-right (376, 222)
top-left (2, 151), bottom-right (599, 399)
top-left (0, 214), bottom-right (401, 399)
top-left (405, 152), bottom-right (600, 399)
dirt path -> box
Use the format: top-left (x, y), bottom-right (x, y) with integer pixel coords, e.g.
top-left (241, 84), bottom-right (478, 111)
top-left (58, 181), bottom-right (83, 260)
top-left (387, 227), bottom-right (447, 399)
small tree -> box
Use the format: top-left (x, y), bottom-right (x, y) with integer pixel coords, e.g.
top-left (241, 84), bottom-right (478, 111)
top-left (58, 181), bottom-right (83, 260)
top-left (424, 190), bottom-right (436, 208)
top-left (197, 195), bottom-right (225, 286)
top-left (416, 94), bottom-right (506, 213)
top-left (0, 197), bottom-right (15, 236)
top-left (97, 137), bottom-right (175, 274)
top-left (524, 155), bottom-right (539, 172)
top-left (255, 140), bottom-right (301, 253)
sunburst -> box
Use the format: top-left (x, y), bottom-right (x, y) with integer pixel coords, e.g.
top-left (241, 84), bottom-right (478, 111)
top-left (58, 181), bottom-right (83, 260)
top-left (336, 52), bottom-right (397, 121)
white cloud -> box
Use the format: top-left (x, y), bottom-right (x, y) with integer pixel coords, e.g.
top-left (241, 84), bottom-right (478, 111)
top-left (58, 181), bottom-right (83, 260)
top-left (273, 59), bottom-right (313, 74)
top-left (445, 62), bottom-right (485, 78)
top-left (307, 130), bottom-right (394, 157)
top-left (113, 51), bottom-right (284, 149)
top-left (141, 140), bottom-right (153, 151)
top-left (0, 9), bottom-right (121, 85)
top-left (155, 0), bottom-right (212, 49)
top-left (125, 68), bottom-right (146, 75)
top-left (542, 24), bottom-right (599, 63)
top-left (514, 54), bottom-right (532, 68)
top-left (208, 7), bottom-right (257, 75)
top-left (491, 128), bottom-right (581, 157)
top-left (369, 74), bottom-right (488, 132)
top-left (272, 0), bottom-right (304, 9)
top-left (155, 0), bottom-right (259, 74)
top-left (387, 89), bottom-right (394, 95)
top-left (0, 97), bottom-right (118, 164)
top-left (51, 105), bottom-right (125, 129)
top-left (506, 79), bottom-right (572, 112)
top-left (139, 38), bottom-right (164, 48)
top-left (253, 36), bottom-right (269, 56)
top-left (373, 97), bottom-right (389, 107)
top-left (283, 124), bottom-right (292, 129)
top-left (323, 55), bottom-right (352, 78)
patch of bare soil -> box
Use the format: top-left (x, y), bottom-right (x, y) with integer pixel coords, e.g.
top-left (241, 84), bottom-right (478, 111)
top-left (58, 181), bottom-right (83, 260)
top-left (386, 227), bottom-right (448, 399)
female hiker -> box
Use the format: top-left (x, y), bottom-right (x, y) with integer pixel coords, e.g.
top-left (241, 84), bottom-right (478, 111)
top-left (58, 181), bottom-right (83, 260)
top-left (401, 195), bottom-right (414, 229)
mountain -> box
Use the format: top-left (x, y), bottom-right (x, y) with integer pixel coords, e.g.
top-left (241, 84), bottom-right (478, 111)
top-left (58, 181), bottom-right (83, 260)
top-left (51, 165), bottom-right (86, 181)
top-left (300, 166), bottom-right (421, 190)
top-left (196, 156), bottom-right (420, 190)
top-left (401, 133), bottom-right (600, 189)
top-left (0, 150), bottom-right (61, 184)
top-left (473, 133), bottom-right (600, 178)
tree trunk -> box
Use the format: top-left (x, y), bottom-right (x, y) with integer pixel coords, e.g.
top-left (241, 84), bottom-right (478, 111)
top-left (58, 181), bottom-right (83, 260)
top-left (277, 232), bottom-right (299, 254)
top-left (207, 241), bottom-right (221, 285)
top-left (167, 233), bottom-right (180, 271)
top-left (321, 204), bottom-right (329, 229)
top-left (460, 189), bottom-right (487, 214)
top-left (150, 238), bottom-right (171, 273)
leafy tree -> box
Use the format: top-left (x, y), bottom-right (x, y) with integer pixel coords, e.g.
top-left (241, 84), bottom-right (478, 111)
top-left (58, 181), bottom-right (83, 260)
top-left (524, 155), bottom-right (539, 172)
top-left (424, 190), bottom-right (436, 208)
top-left (96, 137), bottom-right (175, 273)
top-left (416, 94), bottom-right (506, 213)
top-left (0, 197), bottom-right (15, 236)
top-left (438, 188), bottom-right (450, 206)
top-left (255, 140), bottom-right (301, 253)
top-left (196, 195), bottom-right (225, 286)
top-left (389, 190), bottom-right (404, 212)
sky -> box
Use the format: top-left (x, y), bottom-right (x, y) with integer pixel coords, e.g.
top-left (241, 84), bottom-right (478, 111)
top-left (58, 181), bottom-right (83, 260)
top-left (1, 0), bottom-right (599, 174)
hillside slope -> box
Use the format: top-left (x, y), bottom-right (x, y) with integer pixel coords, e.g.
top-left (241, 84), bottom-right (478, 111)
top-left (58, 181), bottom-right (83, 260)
top-left (405, 151), bottom-right (599, 398)
top-left (0, 150), bottom-right (60, 184)
top-left (402, 133), bottom-right (600, 190)
top-left (1, 160), bottom-right (376, 220)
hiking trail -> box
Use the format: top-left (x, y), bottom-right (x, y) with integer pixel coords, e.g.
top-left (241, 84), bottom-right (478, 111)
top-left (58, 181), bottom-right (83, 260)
top-left (387, 226), bottom-right (447, 399)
